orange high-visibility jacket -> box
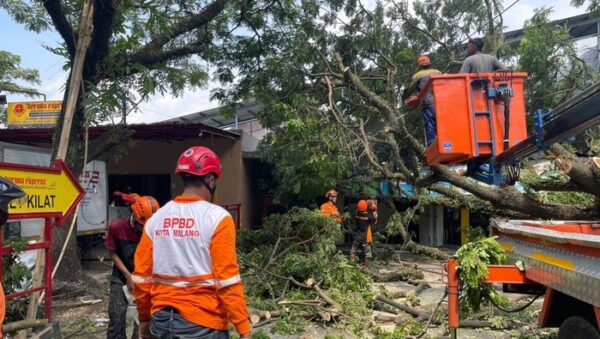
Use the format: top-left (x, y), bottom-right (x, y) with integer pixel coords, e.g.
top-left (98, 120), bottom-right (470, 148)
top-left (132, 196), bottom-right (250, 335)
top-left (0, 281), bottom-right (4, 338)
top-left (320, 201), bottom-right (341, 222)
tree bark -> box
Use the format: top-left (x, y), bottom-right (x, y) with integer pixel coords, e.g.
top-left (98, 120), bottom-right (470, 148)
top-left (51, 100), bottom-right (88, 282)
top-left (551, 144), bottom-right (600, 199)
top-left (370, 267), bottom-right (424, 282)
top-left (3, 319), bottom-right (48, 333)
top-left (375, 295), bottom-right (440, 324)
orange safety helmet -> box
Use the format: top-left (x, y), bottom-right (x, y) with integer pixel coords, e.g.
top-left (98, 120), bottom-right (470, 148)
top-left (325, 189), bottom-right (338, 198)
top-left (131, 196), bottom-right (160, 225)
top-left (416, 55), bottom-right (431, 66)
top-left (357, 199), bottom-right (368, 212)
top-left (404, 95), bottom-right (419, 109)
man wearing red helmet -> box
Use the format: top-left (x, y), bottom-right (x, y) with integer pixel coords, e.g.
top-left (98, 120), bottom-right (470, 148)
top-left (133, 146), bottom-right (251, 339)
top-left (105, 195), bottom-right (159, 339)
top-left (401, 55), bottom-right (442, 146)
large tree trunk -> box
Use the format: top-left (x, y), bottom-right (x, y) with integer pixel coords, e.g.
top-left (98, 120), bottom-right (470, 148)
top-left (51, 77), bottom-right (88, 282)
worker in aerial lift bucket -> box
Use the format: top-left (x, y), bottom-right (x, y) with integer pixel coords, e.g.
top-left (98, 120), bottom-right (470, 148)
top-left (0, 178), bottom-right (25, 338)
top-left (402, 55), bottom-right (442, 146)
top-left (105, 195), bottom-right (160, 339)
top-left (133, 146), bottom-right (251, 339)
top-left (350, 198), bottom-right (377, 268)
top-left (460, 38), bottom-right (507, 74)
top-left (321, 189), bottom-right (342, 223)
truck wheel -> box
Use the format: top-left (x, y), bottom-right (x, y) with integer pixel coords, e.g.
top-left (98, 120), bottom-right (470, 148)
top-left (558, 316), bottom-right (600, 339)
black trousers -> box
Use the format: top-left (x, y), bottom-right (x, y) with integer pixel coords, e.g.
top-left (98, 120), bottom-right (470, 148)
top-left (107, 281), bottom-right (138, 339)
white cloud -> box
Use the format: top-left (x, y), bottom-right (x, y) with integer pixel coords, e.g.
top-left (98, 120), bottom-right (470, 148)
top-left (504, 2), bottom-right (536, 31)
top-left (504, 0), bottom-right (587, 31)
top-left (130, 87), bottom-right (220, 124)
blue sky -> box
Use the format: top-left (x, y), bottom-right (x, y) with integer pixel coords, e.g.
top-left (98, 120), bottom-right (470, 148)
top-left (0, 1), bottom-right (589, 124)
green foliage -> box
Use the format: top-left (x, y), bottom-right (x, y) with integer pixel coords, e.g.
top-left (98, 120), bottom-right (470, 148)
top-left (572, 0), bottom-right (600, 15)
top-left (370, 319), bottom-right (426, 339)
top-left (239, 208), bottom-right (373, 331)
top-left (455, 236), bottom-right (508, 314)
top-left (519, 8), bottom-right (593, 112)
top-left (62, 318), bottom-right (98, 337)
top-left (256, 103), bottom-right (351, 205)
top-left (251, 329), bottom-right (271, 339)
top-left (271, 314), bottom-right (306, 335)
top-left (2, 238), bottom-right (31, 295)
top-left (0, 50), bottom-right (41, 123)
top-left (3, 238), bottom-right (32, 322)
top-left (371, 326), bottom-right (406, 339)
top-left (541, 191), bottom-right (596, 206)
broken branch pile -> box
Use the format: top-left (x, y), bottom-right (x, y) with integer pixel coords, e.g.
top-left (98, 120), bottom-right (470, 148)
top-left (238, 208), bottom-right (373, 332)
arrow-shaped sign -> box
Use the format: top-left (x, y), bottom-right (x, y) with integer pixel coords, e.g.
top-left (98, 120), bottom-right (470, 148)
top-left (0, 160), bottom-right (84, 225)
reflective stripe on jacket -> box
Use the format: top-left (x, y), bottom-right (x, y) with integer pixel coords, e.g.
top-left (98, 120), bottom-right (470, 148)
top-left (132, 196), bottom-right (250, 335)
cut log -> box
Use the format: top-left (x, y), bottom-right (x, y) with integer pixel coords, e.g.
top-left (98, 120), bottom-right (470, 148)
top-left (383, 290), bottom-right (407, 299)
top-left (249, 309), bottom-right (275, 324)
top-left (555, 155), bottom-right (573, 173)
top-left (406, 279), bottom-right (420, 286)
top-left (305, 278), bottom-right (342, 311)
top-left (551, 144), bottom-right (600, 199)
top-left (3, 319), bottom-right (48, 333)
top-left (53, 299), bottom-right (102, 309)
top-left (373, 301), bottom-right (399, 315)
top-left (254, 317), bottom-right (279, 328)
top-left (370, 268), bottom-right (424, 282)
top-left (375, 295), bottom-right (440, 324)
top-left (373, 314), bottom-right (398, 323)
top-left (317, 311), bottom-right (332, 322)
top-left (412, 281), bottom-right (431, 295)
top-left (459, 320), bottom-right (519, 329)
top-left (590, 157), bottom-right (600, 180)
top-left (250, 314), bottom-right (261, 325)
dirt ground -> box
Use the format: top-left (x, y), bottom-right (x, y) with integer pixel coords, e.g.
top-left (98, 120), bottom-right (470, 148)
top-left (20, 251), bottom-right (557, 339)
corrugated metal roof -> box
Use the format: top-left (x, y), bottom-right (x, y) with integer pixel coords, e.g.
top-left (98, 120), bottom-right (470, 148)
top-left (0, 122), bottom-right (241, 144)
top-left (167, 100), bottom-right (263, 128)
top-left (505, 12), bottom-right (599, 46)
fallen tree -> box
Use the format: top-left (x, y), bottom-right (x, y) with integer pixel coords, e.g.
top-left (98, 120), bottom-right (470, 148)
top-left (238, 208), bottom-right (373, 333)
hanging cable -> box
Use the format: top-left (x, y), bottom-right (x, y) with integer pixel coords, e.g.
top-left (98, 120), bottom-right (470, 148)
top-left (490, 293), bottom-right (542, 313)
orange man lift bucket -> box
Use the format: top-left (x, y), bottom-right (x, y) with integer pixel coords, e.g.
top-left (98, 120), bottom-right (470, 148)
top-left (422, 72), bottom-right (528, 166)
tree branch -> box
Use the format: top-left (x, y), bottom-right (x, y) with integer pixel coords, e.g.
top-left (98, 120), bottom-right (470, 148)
top-left (432, 165), bottom-right (600, 219)
top-left (333, 53), bottom-right (425, 156)
top-left (129, 0), bottom-right (229, 63)
top-left (85, 0), bottom-right (118, 82)
top-left (42, 0), bottom-right (77, 57)
top-left (550, 144), bottom-right (600, 199)
top-left (129, 39), bottom-right (211, 68)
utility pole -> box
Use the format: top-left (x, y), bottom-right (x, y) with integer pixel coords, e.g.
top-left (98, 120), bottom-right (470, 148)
top-left (19, 2), bottom-right (95, 338)
top-left (56, 0), bottom-right (95, 161)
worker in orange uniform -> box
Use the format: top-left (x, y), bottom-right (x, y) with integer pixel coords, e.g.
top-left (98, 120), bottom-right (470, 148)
top-left (132, 146), bottom-right (251, 339)
top-left (105, 195), bottom-right (160, 339)
top-left (320, 189), bottom-right (342, 222)
top-left (350, 199), bottom-right (378, 268)
top-left (402, 55), bottom-right (442, 146)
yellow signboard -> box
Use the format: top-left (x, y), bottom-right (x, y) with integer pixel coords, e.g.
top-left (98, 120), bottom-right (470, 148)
top-left (7, 101), bottom-right (62, 128)
top-left (0, 161), bottom-right (84, 224)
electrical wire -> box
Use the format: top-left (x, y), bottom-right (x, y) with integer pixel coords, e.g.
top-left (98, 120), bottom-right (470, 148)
top-left (490, 293), bottom-right (542, 313)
